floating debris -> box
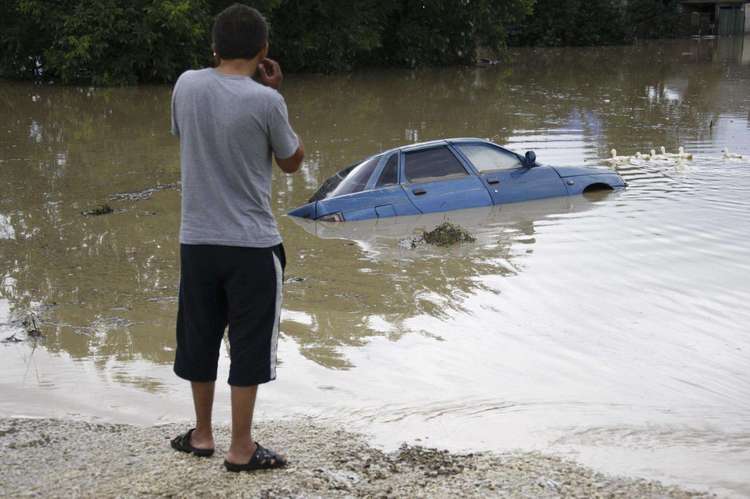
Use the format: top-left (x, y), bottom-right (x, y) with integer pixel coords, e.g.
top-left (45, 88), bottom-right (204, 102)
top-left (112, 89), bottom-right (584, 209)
top-left (23, 313), bottom-right (44, 339)
top-left (76, 316), bottom-right (134, 337)
top-left (407, 222), bottom-right (476, 248)
top-left (476, 58), bottom-right (501, 67)
top-left (2, 313), bottom-right (44, 342)
top-left (81, 204), bottom-right (114, 216)
top-left (109, 182), bottom-right (180, 201)
top-left (285, 276), bottom-right (306, 284)
top-left (423, 222), bottom-right (476, 246)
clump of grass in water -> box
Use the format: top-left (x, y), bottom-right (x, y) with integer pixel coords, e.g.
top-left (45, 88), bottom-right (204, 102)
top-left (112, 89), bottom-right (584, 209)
top-left (411, 221), bottom-right (476, 247)
top-left (81, 204), bottom-right (114, 216)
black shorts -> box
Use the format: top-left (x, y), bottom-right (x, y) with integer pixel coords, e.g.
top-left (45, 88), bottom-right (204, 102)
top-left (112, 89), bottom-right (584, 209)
top-left (174, 243), bottom-right (286, 386)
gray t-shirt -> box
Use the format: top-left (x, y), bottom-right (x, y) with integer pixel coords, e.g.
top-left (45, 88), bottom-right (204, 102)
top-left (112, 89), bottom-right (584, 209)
top-left (171, 68), bottom-right (299, 247)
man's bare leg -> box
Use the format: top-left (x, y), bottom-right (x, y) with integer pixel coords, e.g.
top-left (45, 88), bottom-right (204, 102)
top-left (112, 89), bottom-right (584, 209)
top-left (226, 385), bottom-right (258, 464)
top-left (190, 381), bottom-right (216, 449)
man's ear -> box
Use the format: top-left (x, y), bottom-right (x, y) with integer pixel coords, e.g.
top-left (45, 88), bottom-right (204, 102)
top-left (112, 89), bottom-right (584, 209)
top-left (211, 43), bottom-right (220, 64)
top-left (260, 42), bottom-right (269, 60)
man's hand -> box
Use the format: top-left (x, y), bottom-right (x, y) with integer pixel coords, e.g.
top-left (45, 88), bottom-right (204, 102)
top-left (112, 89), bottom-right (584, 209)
top-left (276, 139), bottom-right (304, 174)
top-left (258, 58), bottom-right (283, 90)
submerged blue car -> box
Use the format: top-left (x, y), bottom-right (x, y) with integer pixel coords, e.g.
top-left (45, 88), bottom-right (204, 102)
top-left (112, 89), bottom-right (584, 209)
top-left (288, 138), bottom-right (625, 222)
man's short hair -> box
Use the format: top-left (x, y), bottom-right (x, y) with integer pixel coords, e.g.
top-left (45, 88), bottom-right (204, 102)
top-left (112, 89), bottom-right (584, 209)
top-left (212, 4), bottom-right (268, 60)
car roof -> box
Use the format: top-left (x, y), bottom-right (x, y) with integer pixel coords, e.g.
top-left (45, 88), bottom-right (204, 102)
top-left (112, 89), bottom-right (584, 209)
top-left (377, 137), bottom-right (494, 157)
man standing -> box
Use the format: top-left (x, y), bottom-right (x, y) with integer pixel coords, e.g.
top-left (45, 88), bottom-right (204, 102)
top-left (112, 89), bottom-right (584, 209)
top-left (169, 4), bottom-right (304, 471)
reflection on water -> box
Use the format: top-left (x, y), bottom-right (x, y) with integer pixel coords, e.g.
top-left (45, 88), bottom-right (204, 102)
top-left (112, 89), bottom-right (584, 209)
top-left (1, 37), bottom-right (750, 496)
top-left (285, 196), bottom-right (603, 367)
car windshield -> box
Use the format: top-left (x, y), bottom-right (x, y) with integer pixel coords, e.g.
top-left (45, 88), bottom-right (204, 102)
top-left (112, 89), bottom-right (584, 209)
top-left (328, 156), bottom-right (380, 198)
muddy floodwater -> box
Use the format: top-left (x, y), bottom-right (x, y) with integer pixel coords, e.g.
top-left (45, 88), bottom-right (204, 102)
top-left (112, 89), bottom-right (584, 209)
top-left (2, 38), bottom-right (750, 496)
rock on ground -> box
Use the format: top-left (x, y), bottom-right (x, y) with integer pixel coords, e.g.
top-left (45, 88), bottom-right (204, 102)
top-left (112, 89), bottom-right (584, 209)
top-left (0, 418), bottom-right (711, 498)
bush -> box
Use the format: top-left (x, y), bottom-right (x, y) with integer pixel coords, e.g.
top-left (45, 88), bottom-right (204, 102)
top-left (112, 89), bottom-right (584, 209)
top-left (509, 0), bottom-right (626, 47)
top-left (1, 0), bottom-right (210, 84)
top-left (1, 0), bottom-right (535, 84)
top-left (267, 0), bottom-right (388, 72)
top-left (266, 0), bottom-right (533, 72)
top-left (509, 0), bottom-right (684, 47)
top-left (0, 0), bottom-right (684, 85)
top-left (624, 0), bottom-right (685, 40)
top-left (377, 0), bottom-right (533, 67)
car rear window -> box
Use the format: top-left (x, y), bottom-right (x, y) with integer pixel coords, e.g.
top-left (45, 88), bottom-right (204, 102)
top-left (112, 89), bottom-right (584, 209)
top-left (329, 156), bottom-right (380, 197)
top-left (376, 154), bottom-right (399, 187)
top-left (404, 147), bottom-right (467, 183)
top-left (457, 144), bottom-right (522, 172)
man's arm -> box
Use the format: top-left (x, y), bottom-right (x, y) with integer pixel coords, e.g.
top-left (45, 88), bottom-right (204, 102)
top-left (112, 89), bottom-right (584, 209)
top-left (275, 139), bottom-right (304, 174)
top-left (170, 74), bottom-right (183, 137)
top-left (259, 58), bottom-right (303, 174)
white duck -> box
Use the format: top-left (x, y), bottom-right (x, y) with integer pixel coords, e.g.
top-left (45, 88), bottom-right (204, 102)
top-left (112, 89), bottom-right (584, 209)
top-left (604, 148), bottom-right (630, 166)
top-left (648, 148), bottom-right (664, 161)
top-left (662, 146), bottom-right (693, 160)
top-left (678, 146), bottom-right (693, 160)
top-left (723, 148), bottom-right (744, 160)
top-left (634, 151), bottom-right (656, 160)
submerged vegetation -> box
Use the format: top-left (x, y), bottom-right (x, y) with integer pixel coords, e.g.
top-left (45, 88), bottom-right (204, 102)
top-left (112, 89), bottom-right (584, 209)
top-left (409, 222), bottom-right (476, 248)
top-left (81, 204), bottom-right (114, 216)
top-left (0, 0), bottom-right (686, 85)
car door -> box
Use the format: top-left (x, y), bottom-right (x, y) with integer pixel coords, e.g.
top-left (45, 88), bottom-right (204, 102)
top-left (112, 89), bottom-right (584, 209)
top-left (453, 143), bottom-right (567, 205)
top-left (401, 145), bottom-right (493, 214)
top-left (370, 153), bottom-right (420, 218)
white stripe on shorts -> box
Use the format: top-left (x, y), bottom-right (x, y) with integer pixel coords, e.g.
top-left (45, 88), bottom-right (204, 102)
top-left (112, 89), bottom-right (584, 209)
top-left (270, 252), bottom-right (283, 379)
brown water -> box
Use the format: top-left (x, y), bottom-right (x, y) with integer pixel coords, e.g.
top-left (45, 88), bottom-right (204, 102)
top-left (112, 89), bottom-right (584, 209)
top-left (2, 37), bottom-right (750, 495)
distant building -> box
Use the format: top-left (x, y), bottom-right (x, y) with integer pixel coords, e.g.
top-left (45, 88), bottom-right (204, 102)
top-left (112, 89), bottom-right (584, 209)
top-left (680, 0), bottom-right (750, 35)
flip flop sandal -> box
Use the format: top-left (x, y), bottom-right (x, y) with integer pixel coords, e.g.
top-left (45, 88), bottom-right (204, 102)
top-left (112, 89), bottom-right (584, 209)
top-left (224, 442), bottom-right (287, 472)
top-left (170, 428), bottom-right (215, 457)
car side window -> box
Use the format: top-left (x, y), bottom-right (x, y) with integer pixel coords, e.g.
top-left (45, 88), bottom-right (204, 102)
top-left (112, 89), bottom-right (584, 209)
top-left (376, 154), bottom-right (399, 187)
top-left (404, 147), bottom-right (468, 183)
top-left (457, 144), bottom-right (522, 173)
top-left (329, 156), bottom-right (380, 197)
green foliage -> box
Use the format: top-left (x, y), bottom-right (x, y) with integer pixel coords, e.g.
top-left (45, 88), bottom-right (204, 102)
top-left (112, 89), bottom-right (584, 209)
top-left (2, 0), bottom-right (210, 84)
top-left (624, 0), bottom-right (685, 39)
top-left (1, 0), bottom-right (535, 84)
top-left (0, 0), bottom-right (685, 84)
top-left (510, 0), bottom-right (626, 46)
top-left (267, 0), bottom-right (533, 72)
top-left (510, 0), bottom-right (684, 47)
top-left (377, 0), bottom-right (533, 67)
top-left (268, 0), bottom-right (387, 72)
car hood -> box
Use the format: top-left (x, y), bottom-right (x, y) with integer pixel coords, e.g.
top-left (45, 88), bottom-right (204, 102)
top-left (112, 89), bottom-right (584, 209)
top-left (553, 165), bottom-right (613, 178)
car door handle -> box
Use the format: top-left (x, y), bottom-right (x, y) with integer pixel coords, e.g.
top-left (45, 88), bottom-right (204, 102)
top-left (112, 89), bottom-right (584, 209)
top-left (486, 179), bottom-right (500, 185)
top-left (412, 188), bottom-right (427, 196)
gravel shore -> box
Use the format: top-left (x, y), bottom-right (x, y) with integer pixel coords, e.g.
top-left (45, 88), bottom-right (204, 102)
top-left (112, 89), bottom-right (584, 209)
top-left (0, 417), bottom-right (710, 498)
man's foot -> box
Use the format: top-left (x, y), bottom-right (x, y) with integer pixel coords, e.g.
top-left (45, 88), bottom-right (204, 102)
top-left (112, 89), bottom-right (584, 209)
top-left (190, 428), bottom-right (215, 451)
top-left (170, 428), bottom-right (215, 457)
top-left (224, 442), bottom-right (287, 472)
top-left (225, 441), bottom-right (258, 466)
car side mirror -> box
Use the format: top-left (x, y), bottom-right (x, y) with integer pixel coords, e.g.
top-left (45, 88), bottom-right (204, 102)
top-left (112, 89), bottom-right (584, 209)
top-left (525, 151), bottom-right (537, 167)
